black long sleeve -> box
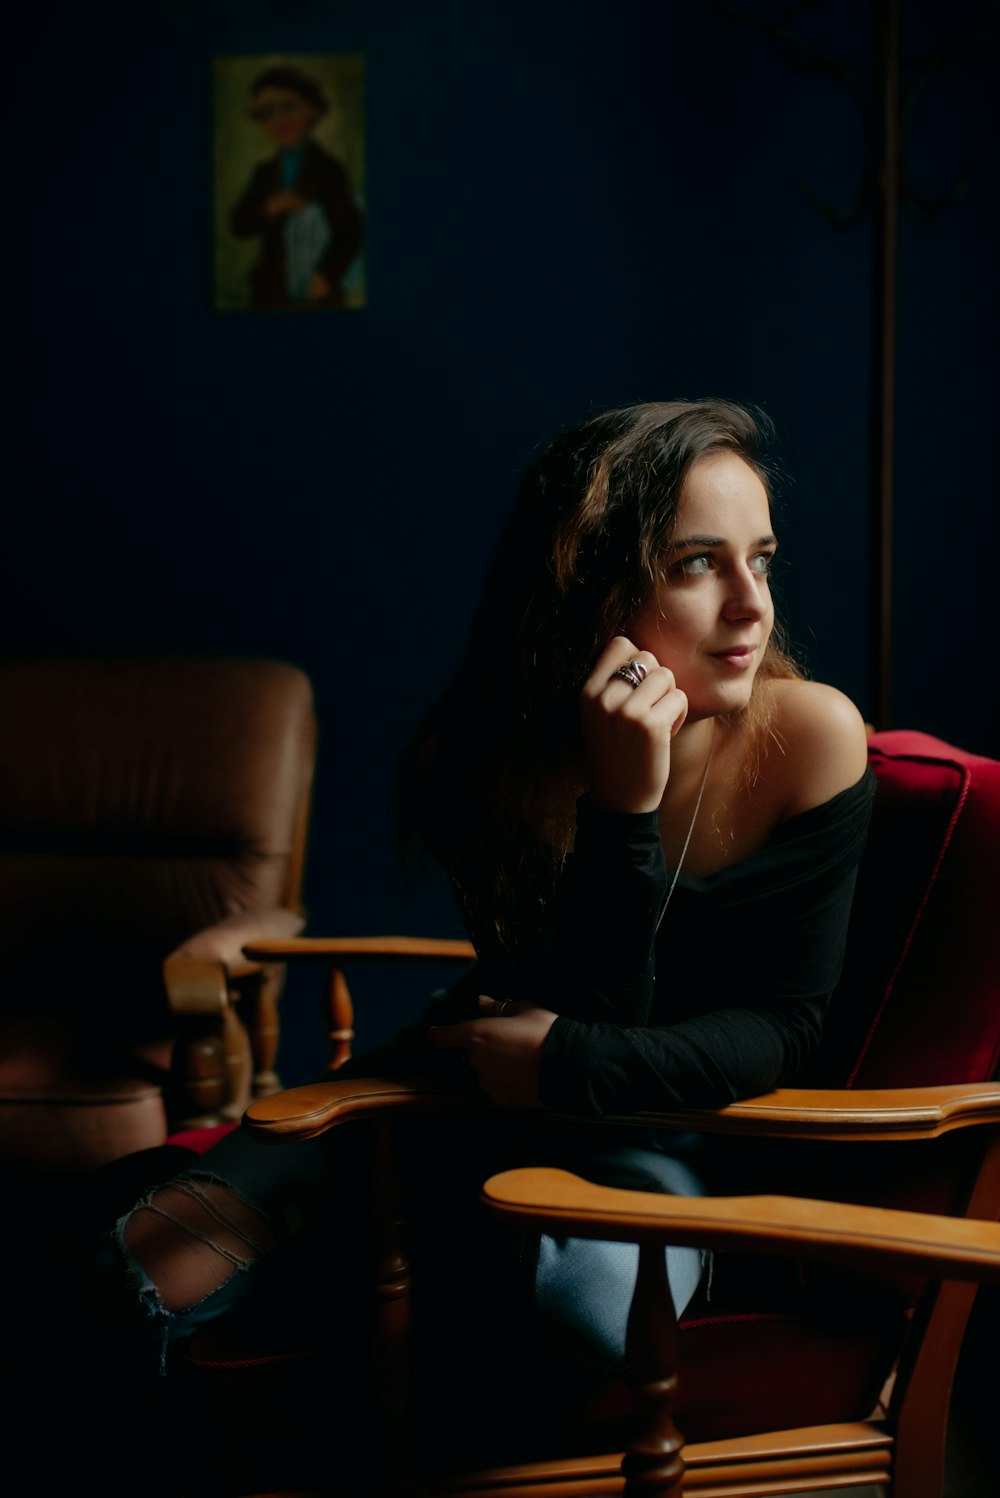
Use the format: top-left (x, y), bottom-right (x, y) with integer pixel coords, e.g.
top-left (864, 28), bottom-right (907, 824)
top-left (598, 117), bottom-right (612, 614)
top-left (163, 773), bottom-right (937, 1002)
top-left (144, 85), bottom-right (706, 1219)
top-left (478, 800), bottom-right (668, 1026)
top-left (538, 770), bottom-right (875, 1116)
top-left (349, 770), bottom-right (874, 1119)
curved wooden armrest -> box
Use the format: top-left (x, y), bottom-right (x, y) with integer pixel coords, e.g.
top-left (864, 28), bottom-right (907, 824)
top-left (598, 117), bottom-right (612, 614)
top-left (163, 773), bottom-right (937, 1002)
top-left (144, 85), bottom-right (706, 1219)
top-left (244, 1074), bottom-right (486, 1142)
top-left (609, 1082), bottom-right (1000, 1142)
top-left (244, 1073), bottom-right (1000, 1147)
top-left (482, 1167), bottom-right (1000, 1285)
top-left (240, 935), bottom-right (477, 963)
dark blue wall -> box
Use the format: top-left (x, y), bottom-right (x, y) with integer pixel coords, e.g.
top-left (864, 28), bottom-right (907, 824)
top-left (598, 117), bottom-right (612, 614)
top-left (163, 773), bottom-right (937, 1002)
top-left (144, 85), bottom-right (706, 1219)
top-left (8, 1), bottom-right (998, 1082)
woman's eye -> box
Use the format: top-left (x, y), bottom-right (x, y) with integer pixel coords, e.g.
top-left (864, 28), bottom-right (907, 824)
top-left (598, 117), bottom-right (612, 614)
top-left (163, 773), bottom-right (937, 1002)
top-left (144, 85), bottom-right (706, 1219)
top-left (678, 554), bottom-right (711, 576)
top-left (750, 552), bottom-right (775, 575)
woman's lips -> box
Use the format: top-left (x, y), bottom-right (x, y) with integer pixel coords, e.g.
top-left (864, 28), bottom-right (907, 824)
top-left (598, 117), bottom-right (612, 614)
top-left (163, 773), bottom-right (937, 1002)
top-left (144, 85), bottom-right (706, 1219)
top-left (710, 645), bottom-right (757, 669)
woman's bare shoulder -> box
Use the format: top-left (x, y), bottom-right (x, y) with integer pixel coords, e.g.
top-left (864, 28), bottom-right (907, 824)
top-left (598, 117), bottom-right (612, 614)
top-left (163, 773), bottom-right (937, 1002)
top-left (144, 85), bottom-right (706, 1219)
top-left (762, 677), bottom-right (870, 819)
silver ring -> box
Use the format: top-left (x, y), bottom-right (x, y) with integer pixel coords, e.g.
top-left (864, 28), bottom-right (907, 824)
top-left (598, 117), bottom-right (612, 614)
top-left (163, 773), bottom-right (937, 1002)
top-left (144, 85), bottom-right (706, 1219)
top-left (494, 998), bottom-right (512, 1017)
top-left (612, 659), bottom-right (647, 689)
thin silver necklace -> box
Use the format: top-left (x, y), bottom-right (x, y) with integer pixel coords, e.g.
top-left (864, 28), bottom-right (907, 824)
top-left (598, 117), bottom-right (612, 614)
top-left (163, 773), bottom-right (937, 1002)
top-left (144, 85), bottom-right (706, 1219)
top-left (656, 725), bottom-right (716, 934)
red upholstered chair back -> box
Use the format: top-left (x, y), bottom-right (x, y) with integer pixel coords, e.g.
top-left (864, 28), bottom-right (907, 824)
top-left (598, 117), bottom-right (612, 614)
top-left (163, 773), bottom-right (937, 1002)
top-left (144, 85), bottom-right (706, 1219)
top-left (807, 729), bottom-right (1000, 1091)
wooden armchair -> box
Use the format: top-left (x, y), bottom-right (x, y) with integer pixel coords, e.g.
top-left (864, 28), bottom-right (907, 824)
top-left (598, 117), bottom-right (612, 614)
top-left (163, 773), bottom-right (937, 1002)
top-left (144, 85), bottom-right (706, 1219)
top-left (173, 729), bottom-right (999, 1497)
top-left (0, 655), bottom-right (317, 1177)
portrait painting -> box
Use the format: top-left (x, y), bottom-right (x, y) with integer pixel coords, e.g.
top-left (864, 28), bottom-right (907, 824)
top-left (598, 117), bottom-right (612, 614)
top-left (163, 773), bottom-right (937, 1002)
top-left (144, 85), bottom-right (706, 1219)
top-left (213, 53), bottom-right (366, 312)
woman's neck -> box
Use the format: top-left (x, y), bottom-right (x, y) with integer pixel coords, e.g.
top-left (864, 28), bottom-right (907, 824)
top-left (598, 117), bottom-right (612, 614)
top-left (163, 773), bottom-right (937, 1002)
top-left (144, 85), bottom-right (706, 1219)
top-left (667, 715), bottom-right (718, 781)
top-left (655, 716), bottom-right (719, 873)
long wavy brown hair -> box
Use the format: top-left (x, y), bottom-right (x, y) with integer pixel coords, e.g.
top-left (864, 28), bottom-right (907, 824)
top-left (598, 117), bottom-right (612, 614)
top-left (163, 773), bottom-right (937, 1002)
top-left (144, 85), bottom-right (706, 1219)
top-left (396, 399), bottom-right (802, 953)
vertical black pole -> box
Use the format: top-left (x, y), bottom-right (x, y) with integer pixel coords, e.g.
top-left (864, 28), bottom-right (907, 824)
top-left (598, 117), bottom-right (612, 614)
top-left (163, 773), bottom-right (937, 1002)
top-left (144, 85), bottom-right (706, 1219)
top-left (871, 0), bottom-right (899, 729)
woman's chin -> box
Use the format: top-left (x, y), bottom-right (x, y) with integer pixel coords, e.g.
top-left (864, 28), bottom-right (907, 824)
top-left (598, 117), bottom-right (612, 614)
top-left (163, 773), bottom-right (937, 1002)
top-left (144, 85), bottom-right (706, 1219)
top-left (686, 681), bottom-right (757, 722)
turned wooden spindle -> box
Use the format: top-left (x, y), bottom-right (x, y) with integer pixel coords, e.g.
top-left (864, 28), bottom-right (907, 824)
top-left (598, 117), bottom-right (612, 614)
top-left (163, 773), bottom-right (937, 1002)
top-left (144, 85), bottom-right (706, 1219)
top-left (247, 963), bottom-right (284, 1097)
top-left (369, 1118), bottom-right (414, 1475)
top-left (621, 1240), bottom-right (685, 1498)
top-left (326, 964), bottom-right (357, 1072)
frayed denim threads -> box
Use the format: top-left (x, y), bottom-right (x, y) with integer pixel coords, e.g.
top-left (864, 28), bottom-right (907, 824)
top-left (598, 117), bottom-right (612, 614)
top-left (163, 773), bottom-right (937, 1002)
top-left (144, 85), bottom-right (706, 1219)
top-left (94, 1171), bottom-right (267, 1376)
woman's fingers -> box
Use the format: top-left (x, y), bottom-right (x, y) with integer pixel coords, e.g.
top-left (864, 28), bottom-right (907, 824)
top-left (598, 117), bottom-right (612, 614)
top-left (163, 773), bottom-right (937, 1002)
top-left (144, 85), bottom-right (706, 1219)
top-left (580, 636), bottom-right (687, 812)
top-left (429, 1019), bottom-right (477, 1049)
top-left (477, 994), bottom-right (523, 1017)
top-left (586, 637), bottom-right (684, 722)
top-left (429, 1007), bottom-right (558, 1107)
top-left (584, 637), bottom-right (655, 700)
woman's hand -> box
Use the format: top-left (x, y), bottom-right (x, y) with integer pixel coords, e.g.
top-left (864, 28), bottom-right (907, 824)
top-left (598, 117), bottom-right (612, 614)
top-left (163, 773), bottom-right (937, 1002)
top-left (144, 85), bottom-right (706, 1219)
top-left (579, 636), bottom-right (688, 813)
top-left (428, 996), bottom-right (558, 1107)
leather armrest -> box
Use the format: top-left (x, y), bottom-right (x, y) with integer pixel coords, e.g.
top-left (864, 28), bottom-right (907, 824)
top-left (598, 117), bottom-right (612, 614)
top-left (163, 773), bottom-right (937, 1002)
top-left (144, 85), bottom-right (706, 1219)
top-left (164, 907), bottom-right (307, 1014)
top-left (171, 907), bottom-right (307, 968)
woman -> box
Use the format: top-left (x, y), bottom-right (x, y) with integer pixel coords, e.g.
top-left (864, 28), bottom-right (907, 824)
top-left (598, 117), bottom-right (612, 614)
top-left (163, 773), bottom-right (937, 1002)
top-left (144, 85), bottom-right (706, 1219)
top-left (94, 399), bottom-right (873, 1388)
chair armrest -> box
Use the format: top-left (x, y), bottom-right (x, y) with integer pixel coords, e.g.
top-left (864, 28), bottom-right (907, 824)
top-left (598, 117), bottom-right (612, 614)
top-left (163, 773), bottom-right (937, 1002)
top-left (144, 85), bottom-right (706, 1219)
top-left (607, 1082), bottom-right (1000, 1142)
top-left (164, 910), bottom-right (309, 1126)
top-left (164, 908), bottom-right (307, 1014)
top-left (244, 1074), bottom-right (485, 1141)
top-left (171, 907), bottom-right (308, 968)
top-left (244, 1074), bottom-right (1000, 1146)
top-left (236, 938), bottom-right (998, 1142)
top-left (237, 935), bottom-right (476, 1075)
top-left (241, 934), bottom-right (477, 964)
top-left (481, 1166), bottom-right (1000, 1285)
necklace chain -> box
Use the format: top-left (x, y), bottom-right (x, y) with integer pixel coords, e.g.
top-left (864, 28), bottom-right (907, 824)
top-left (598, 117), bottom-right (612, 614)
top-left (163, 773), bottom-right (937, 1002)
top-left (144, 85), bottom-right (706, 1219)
top-left (655, 728), bottom-right (716, 934)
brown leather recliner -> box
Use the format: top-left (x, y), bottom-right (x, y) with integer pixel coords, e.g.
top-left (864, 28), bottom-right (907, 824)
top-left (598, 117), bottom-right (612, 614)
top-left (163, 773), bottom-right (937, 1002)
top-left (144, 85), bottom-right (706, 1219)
top-left (0, 655), bottom-right (317, 1178)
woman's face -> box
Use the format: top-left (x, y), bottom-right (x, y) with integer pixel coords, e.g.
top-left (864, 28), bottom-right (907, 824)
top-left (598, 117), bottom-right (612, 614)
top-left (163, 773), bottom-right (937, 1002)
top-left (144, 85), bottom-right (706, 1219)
top-left (249, 88), bottom-right (316, 149)
top-left (628, 450), bottom-right (776, 721)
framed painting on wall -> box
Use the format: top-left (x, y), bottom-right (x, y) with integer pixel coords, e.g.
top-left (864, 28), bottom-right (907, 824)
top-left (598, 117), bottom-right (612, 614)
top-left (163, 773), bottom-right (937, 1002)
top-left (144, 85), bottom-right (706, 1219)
top-left (213, 53), bottom-right (366, 312)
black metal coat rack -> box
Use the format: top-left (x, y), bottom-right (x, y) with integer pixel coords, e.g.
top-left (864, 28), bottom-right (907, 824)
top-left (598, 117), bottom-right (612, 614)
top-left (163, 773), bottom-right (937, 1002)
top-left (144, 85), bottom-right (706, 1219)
top-left (723, 0), bottom-right (985, 728)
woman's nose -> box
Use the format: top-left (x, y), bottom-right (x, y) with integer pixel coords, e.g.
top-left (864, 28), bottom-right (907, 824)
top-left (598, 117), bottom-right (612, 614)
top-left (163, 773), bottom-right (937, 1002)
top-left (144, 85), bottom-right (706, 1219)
top-left (723, 569), bottom-right (768, 619)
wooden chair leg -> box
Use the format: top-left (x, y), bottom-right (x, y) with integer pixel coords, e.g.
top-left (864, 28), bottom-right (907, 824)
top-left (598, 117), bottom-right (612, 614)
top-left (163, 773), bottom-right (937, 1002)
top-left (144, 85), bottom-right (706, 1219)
top-left (369, 1118), bottom-right (414, 1481)
top-left (622, 1241), bottom-right (685, 1498)
top-left (890, 1128), bottom-right (1000, 1497)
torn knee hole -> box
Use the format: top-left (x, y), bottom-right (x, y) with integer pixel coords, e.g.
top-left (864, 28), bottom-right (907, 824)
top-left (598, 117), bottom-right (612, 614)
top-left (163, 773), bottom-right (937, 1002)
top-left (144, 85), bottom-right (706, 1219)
top-left (123, 1177), bottom-right (278, 1312)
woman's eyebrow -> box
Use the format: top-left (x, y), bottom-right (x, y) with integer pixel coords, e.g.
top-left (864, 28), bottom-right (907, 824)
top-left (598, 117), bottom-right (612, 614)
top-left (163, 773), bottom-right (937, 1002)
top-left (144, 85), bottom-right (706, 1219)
top-left (670, 533), bottom-right (777, 550)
